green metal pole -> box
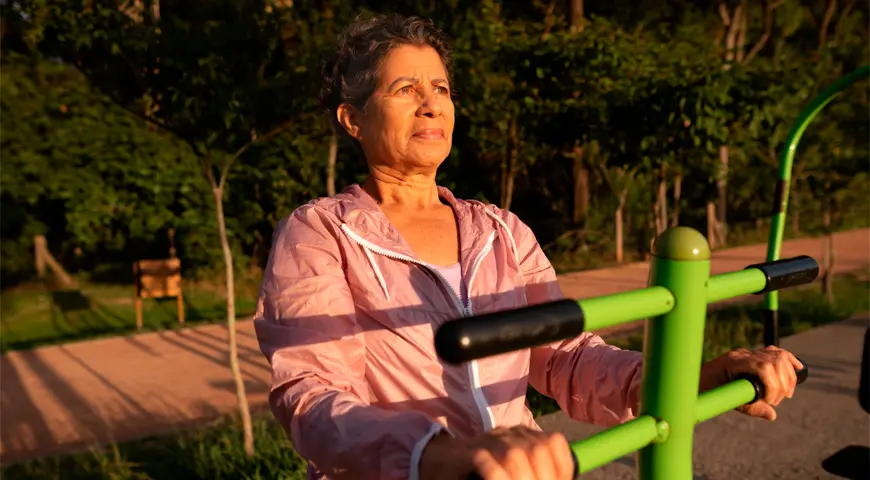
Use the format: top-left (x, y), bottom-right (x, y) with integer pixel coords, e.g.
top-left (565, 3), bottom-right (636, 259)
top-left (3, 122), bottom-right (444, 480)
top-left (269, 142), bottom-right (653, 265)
top-left (579, 286), bottom-right (675, 332)
top-left (637, 227), bottom-right (711, 480)
top-left (694, 380), bottom-right (758, 424)
top-left (572, 415), bottom-right (669, 474)
top-left (764, 64), bottom-right (870, 346)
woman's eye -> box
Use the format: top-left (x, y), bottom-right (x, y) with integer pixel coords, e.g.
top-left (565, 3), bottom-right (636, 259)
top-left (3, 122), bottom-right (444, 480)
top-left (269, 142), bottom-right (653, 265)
top-left (398, 85), bottom-right (415, 94)
top-left (435, 86), bottom-right (450, 95)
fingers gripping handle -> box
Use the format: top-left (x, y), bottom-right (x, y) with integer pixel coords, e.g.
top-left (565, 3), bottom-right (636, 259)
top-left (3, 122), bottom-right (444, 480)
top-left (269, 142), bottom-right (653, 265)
top-left (466, 454), bottom-right (580, 480)
top-left (434, 299), bottom-right (585, 365)
top-left (464, 361), bottom-right (808, 480)
top-left (738, 357), bottom-right (809, 404)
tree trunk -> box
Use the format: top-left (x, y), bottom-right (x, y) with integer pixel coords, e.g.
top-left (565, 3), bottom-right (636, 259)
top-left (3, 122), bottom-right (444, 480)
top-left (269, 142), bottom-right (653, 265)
top-left (326, 132), bottom-right (337, 197)
top-left (572, 145), bottom-right (588, 224)
top-left (212, 185), bottom-right (254, 457)
top-left (658, 164), bottom-right (668, 233)
top-left (717, 145), bottom-right (729, 247)
top-left (616, 192), bottom-right (628, 263)
top-left (671, 171), bottom-right (682, 227)
top-left (822, 204), bottom-right (835, 303)
top-left (569, 0), bottom-right (584, 32)
top-left (707, 201), bottom-right (718, 249)
top-left (503, 167), bottom-right (515, 211)
top-left (502, 119), bottom-right (519, 211)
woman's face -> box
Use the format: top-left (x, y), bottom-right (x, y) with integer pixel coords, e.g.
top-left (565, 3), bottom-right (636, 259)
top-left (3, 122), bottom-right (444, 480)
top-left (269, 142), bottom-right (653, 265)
top-left (339, 44), bottom-right (455, 174)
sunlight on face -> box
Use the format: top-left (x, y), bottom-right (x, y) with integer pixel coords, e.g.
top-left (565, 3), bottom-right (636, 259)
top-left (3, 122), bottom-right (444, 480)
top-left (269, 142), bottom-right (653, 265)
top-left (355, 44), bottom-right (455, 173)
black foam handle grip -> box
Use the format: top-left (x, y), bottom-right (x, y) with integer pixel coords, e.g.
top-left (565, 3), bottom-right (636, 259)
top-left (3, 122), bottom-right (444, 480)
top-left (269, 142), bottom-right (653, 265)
top-left (467, 453), bottom-right (580, 480)
top-left (738, 357), bottom-right (809, 404)
top-left (435, 299), bottom-right (585, 365)
top-left (745, 255), bottom-right (820, 294)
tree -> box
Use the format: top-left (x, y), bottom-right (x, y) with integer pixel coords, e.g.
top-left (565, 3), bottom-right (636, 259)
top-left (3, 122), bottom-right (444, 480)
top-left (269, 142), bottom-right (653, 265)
top-left (599, 157), bottom-right (638, 263)
top-left (0, 51), bottom-right (210, 284)
top-left (29, 0), bottom-right (325, 455)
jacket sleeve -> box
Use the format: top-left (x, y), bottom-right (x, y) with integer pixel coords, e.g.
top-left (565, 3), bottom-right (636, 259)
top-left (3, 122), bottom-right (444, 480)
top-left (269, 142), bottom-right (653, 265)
top-left (253, 205), bottom-right (447, 480)
top-left (494, 208), bottom-right (644, 427)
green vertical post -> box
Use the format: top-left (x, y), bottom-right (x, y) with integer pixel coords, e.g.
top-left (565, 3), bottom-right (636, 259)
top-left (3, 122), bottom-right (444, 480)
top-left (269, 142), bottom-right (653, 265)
top-left (764, 64), bottom-right (870, 346)
top-left (637, 227), bottom-right (711, 480)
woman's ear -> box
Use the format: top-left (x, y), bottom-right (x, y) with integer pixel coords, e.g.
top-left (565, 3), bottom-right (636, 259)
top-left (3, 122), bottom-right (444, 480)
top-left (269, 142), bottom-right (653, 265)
top-left (337, 104), bottom-right (362, 140)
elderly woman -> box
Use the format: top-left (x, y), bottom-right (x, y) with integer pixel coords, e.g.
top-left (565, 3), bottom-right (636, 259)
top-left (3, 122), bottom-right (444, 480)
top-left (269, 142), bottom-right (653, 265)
top-left (254, 13), bottom-right (803, 480)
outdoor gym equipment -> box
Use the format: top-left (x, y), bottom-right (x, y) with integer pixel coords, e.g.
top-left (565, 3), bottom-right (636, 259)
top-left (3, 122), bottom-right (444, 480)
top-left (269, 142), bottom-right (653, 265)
top-left (762, 64), bottom-right (869, 348)
top-left (435, 226), bottom-right (816, 479)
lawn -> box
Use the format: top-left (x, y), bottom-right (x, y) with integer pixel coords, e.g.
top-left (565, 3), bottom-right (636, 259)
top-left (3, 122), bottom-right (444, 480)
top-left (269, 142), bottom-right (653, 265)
top-left (3, 272), bottom-right (867, 480)
top-left (0, 281), bottom-right (257, 352)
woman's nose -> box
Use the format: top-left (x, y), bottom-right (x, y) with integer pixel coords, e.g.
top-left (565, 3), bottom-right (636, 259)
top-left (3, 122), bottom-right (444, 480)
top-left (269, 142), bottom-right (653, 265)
top-left (418, 91), bottom-right (443, 118)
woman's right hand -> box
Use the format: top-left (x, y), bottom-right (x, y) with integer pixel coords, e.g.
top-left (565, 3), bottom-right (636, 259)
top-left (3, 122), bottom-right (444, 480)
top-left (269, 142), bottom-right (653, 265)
top-left (420, 426), bottom-right (576, 480)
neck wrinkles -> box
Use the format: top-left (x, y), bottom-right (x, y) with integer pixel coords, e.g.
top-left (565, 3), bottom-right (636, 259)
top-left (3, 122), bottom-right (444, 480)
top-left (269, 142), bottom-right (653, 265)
top-left (362, 165), bottom-right (442, 209)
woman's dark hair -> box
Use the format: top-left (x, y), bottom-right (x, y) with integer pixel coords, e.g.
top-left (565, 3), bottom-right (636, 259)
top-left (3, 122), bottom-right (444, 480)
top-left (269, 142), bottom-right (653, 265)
top-left (319, 13), bottom-right (453, 153)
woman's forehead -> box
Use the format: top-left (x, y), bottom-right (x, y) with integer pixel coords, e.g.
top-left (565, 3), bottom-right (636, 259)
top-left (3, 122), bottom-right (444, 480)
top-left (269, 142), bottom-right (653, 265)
top-left (379, 44), bottom-right (448, 84)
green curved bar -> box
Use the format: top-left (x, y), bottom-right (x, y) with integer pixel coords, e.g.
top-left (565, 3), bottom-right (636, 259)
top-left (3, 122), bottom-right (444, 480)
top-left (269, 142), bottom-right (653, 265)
top-left (764, 64), bottom-right (870, 346)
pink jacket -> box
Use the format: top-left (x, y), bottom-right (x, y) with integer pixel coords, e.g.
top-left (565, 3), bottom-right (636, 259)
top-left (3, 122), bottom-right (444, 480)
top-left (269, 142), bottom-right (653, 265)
top-left (254, 185), bottom-right (643, 480)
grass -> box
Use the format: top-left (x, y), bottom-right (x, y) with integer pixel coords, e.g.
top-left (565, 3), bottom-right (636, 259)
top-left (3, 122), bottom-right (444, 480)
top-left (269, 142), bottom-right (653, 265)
top-left (0, 280), bottom-right (257, 352)
top-left (1, 414), bottom-right (307, 480)
top-left (3, 273), bottom-right (866, 479)
top-left (2, 226), bottom-right (860, 351)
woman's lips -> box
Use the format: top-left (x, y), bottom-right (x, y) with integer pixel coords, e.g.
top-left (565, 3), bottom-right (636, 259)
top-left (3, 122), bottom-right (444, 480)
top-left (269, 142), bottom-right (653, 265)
top-left (412, 128), bottom-right (445, 140)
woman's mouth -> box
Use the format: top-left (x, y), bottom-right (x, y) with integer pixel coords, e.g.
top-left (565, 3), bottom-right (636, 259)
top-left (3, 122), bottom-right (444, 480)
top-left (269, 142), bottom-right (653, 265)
top-left (412, 128), bottom-right (445, 140)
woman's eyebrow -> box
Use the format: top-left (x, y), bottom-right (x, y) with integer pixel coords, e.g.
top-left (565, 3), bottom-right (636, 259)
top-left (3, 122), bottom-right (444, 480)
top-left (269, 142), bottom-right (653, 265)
top-left (386, 76), bottom-right (449, 90)
top-left (387, 76), bottom-right (419, 90)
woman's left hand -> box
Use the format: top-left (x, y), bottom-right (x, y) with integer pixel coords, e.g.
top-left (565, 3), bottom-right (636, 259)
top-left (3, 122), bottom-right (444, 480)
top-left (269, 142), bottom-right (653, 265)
top-left (700, 345), bottom-right (804, 421)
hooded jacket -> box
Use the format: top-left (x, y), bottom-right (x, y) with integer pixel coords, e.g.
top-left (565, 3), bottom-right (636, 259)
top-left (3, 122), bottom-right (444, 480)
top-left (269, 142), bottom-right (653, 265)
top-left (254, 184), bottom-right (643, 480)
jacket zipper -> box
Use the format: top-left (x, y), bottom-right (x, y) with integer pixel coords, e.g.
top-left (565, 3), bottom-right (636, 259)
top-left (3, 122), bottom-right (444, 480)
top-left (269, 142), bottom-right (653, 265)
top-left (341, 224), bottom-right (497, 432)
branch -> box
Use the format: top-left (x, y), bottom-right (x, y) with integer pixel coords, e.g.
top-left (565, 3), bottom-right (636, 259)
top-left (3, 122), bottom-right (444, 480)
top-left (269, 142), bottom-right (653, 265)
top-left (722, 3), bottom-right (743, 67)
top-left (743, 0), bottom-right (782, 65)
top-left (184, 137), bottom-right (205, 160)
top-left (761, 146), bottom-right (779, 168)
top-left (819, 0), bottom-right (837, 50)
top-left (217, 119), bottom-right (294, 190)
top-left (805, 5), bottom-right (818, 28)
top-left (833, 0), bottom-right (856, 45)
top-left (540, 0), bottom-right (557, 41)
top-left (71, 60), bottom-right (175, 135)
top-left (202, 149), bottom-right (218, 189)
top-left (735, 0), bottom-right (748, 63)
top-left (719, 2), bottom-right (731, 26)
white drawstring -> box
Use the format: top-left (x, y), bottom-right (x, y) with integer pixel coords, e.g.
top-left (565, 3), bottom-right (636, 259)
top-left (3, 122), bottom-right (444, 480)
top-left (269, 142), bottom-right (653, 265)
top-left (483, 209), bottom-right (521, 268)
top-left (341, 225), bottom-right (391, 302)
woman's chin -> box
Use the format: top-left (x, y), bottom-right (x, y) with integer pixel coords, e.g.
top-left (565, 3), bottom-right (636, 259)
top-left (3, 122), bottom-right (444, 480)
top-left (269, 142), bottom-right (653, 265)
top-left (405, 146), bottom-right (450, 168)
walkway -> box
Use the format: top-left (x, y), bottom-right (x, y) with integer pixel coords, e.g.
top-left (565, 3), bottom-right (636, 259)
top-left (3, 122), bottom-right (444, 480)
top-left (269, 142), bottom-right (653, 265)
top-left (1, 229), bottom-right (868, 465)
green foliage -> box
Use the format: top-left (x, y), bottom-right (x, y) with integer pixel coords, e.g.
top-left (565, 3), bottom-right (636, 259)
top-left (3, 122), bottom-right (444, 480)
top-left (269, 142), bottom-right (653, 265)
top-left (2, 0), bottom-right (868, 288)
top-left (0, 53), bottom-right (213, 283)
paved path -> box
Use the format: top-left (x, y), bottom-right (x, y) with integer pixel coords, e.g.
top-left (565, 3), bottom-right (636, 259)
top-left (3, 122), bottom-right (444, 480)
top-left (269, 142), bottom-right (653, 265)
top-left (537, 313), bottom-right (870, 479)
top-left (1, 229), bottom-right (868, 465)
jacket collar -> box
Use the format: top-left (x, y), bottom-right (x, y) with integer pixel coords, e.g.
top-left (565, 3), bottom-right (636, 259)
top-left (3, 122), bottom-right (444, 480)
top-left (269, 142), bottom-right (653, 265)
top-left (334, 184), bottom-right (496, 271)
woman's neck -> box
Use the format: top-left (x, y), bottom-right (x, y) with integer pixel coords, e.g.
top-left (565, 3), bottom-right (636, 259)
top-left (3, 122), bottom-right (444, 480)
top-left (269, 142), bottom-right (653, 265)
top-left (362, 166), bottom-right (442, 209)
